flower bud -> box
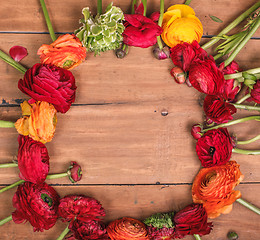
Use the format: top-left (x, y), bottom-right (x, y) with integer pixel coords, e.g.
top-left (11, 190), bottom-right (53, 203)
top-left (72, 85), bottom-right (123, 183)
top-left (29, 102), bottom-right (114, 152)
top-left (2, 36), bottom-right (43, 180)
top-left (153, 46), bottom-right (170, 60)
top-left (191, 124), bottom-right (203, 140)
top-left (115, 48), bottom-right (127, 59)
top-left (227, 231), bottom-right (239, 240)
top-left (67, 161), bottom-right (82, 183)
top-left (170, 67), bottom-right (186, 84)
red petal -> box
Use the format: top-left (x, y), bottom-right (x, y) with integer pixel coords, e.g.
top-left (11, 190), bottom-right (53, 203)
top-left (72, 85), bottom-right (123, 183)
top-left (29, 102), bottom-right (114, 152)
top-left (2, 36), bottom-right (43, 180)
top-left (9, 45), bottom-right (28, 62)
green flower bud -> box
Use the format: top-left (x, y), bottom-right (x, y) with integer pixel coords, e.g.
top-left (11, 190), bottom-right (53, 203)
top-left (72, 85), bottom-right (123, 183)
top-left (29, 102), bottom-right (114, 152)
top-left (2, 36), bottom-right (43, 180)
top-left (227, 231), bottom-right (239, 240)
top-left (75, 3), bottom-right (125, 55)
top-left (143, 212), bottom-right (174, 229)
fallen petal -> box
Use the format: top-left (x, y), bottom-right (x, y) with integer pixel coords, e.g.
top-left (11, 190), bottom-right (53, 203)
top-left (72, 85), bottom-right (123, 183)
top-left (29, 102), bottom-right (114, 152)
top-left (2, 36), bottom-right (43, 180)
top-left (9, 46), bottom-right (28, 62)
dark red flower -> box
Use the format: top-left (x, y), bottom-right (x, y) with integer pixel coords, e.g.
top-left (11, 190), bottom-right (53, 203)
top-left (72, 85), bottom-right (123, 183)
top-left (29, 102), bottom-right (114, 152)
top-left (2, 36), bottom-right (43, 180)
top-left (189, 57), bottom-right (224, 95)
top-left (191, 124), bottom-right (203, 140)
top-left (123, 8), bottom-right (162, 48)
top-left (68, 161), bottom-right (82, 183)
top-left (58, 195), bottom-right (105, 225)
top-left (9, 45), bottom-right (28, 62)
top-left (247, 80), bottom-right (260, 104)
top-left (17, 135), bottom-right (49, 184)
top-left (203, 95), bottom-right (237, 124)
top-left (147, 226), bottom-right (175, 240)
top-left (196, 128), bottom-right (233, 167)
top-left (12, 182), bottom-right (60, 232)
top-left (69, 220), bottom-right (110, 240)
top-left (173, 204), bottom-right (212, 238)
top-left (219, 61), bottom-right (242, 101)
top-left (18, 63), bottom-right (76, 113)
top-left (170, 41), bottom-right (207, 72)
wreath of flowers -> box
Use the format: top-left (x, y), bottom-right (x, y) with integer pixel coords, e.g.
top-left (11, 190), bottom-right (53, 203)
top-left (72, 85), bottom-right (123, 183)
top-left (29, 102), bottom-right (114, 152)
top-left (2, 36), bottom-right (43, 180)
top-left (0, 0), bottom-right (260, 239)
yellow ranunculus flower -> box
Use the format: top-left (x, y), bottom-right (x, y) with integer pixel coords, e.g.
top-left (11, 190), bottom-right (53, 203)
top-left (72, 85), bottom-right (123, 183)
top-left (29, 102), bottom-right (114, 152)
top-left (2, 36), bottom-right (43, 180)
top-left (15, 101), bottom-right (57, 143)
top-left (162, 4), bottom-right (203, 48)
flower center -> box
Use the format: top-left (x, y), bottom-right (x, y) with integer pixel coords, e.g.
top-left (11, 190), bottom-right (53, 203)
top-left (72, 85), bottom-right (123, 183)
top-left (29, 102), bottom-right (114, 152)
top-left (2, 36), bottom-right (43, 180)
top-left (209, 146), bottom-right (216, 156)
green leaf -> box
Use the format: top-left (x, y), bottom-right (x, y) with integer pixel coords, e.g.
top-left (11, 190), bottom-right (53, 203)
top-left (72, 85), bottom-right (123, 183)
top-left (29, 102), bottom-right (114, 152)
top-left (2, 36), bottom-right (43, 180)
top-left (209, 15), bottom-right (223, 23)
top-left (242, 72), bottom-right (257, 81)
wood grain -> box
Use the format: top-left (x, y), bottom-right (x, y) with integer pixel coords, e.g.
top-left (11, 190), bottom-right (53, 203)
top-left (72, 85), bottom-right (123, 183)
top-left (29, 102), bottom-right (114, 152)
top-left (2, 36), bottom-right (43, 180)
top-left (0, 35), bottom-right (260, 105)
top-left (0, 0), bottom-right (259, 239)
top-left (0, 185), bottom-right (259, 240)
top-left (0, 0), bottom-right (259, 37)
top-left (0, 103), bottom-right (260, 185)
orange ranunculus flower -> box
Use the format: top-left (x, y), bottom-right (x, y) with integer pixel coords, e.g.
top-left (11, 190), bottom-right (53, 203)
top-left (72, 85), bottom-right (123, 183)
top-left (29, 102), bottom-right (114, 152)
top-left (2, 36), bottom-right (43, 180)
top-left (192, 161), bottom-right (244, 219)
top-left (37, 34), bottom-right (86, 70)
top-left (15, 101), bottom-right (57, 144)
top-left (161, 4), bottom-right (203, 48)
top-left (107, 217), bottom-right (149, 240)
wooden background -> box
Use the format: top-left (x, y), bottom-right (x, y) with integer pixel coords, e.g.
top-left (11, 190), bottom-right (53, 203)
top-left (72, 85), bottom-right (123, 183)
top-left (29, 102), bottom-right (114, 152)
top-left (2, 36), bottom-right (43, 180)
top-left (0, 0), bottom-right (260, 239)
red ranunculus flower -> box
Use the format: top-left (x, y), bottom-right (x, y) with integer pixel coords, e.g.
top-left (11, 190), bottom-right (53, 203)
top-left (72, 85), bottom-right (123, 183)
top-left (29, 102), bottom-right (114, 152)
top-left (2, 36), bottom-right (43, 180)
top-left (196, 128), bottom-right (233, 167)
top-left (18, 63), bottom-right (76, 113)
top-left (107, 217), bottom-right (149, 239)
top-left (123, 4), bottom-right (162, 48)
top-left (69, 220), bottom-right (110, 240)
top-left (203, 95), bottom-right (237, 124)
top-left (68, 161), bottom-right (82, 183)
top-left (173, 204), bottom-right (212, 238)
top-left (12, 182), bottom-right (60, 232)
top-left (58, 195), bottom-right (105, 226)
top-left (170, 41), bottom-right (207, 72)
top-left (147, 226), bottom-right (175, 240)
top-left (189, 57), bottom-right (224, 95)
top-left (247, 80), bottom-right (260, 104)
top-left (219, 61), bottom-right (241, 101)
top-left (17, 135), bottom-right (49, 184)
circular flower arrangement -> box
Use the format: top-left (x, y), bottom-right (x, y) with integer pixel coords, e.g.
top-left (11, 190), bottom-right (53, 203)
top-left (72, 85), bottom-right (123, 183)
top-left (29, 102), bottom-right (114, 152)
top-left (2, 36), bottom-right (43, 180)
top-left (0, 0), bottom-right (260, 239)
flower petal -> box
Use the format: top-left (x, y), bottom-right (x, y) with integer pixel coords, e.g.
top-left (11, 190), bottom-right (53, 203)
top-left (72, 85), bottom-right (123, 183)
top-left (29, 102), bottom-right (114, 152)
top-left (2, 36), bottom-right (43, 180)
top-left (9, 45), bottom-right (28, 62)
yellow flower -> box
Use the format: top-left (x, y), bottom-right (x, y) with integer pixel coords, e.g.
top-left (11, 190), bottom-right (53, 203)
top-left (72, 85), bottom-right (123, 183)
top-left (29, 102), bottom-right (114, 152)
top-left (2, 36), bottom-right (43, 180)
top-left (162, 4), bottom-right (203, 48)
top-left (15, 101), bottom-right (57, 143)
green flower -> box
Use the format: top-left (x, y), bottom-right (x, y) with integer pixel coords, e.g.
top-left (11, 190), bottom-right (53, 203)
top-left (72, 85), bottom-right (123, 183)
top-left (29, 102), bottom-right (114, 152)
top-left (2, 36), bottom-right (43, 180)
top-left (143, 212), bottom-right (175, 229)
top-left (75, 3), bottom-right (125, 55)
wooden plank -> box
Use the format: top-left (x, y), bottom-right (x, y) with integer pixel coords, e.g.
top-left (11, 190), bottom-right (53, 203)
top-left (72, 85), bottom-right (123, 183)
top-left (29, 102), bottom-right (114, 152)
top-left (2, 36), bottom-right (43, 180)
top-left (1, 103), bottom-right (260, 184)
top-left (0, 34), bottom-right (259, 105)
top-left (0, 185), bottom-right (259, 239)
top-left (0, 0), bottom-right (259, 37)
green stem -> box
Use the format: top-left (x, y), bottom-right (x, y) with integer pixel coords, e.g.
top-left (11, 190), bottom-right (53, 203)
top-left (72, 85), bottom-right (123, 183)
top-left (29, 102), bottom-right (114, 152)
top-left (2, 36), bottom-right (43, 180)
top-left (46, 172), bottom-right (68, 180)
top-left (232, 103), bottom-right (260, 112)
top-left (142, 0), bottom-right (147, 16)
top-left (39, 0), bottom-right (57, 42)
top-left (224, 68), bottom-right (260, 80)
top-left (122, 44), bottom-right (129, 54)
top-left (201, 2), bottom-right (260, 50)
top-left (0, 163), bottom-right (18, 168)
top-left (235, 93), bottom-right (251, 104)
top-left (184, 0), bottom-right (192, 5)
top-left (237, 134), bottom-right (260, 145)
top-left (224, 16), bottom-right (260, 67)
top-left (131, 0), bottom-right (137, 14)
top-left (213, 53), bottom-right (223, 60)
top-left (156, 0), bottom-right (164, 50)
top-left (0, 180), bottom-right (25, 194)
top-left (202, 116), bottom-right (260, 132)
top-left (0, 50), bottom-right (27, 74)
top-left (0, 172), bottom-right (68, 194)
top-left (56, 224), bottom-right (70, 240)
top-left (193, 234), bottom-right (202, 240)
top-left (236, 198), bottom-right (260, 215)
top-left (232, 148), bottom-right (260, 155)
top-left (0, 215), bottom-right (12, 227)
top-left (0, 120), bottom-right (15, 128)
top-left (97, 0), bottom-right (102, 15)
